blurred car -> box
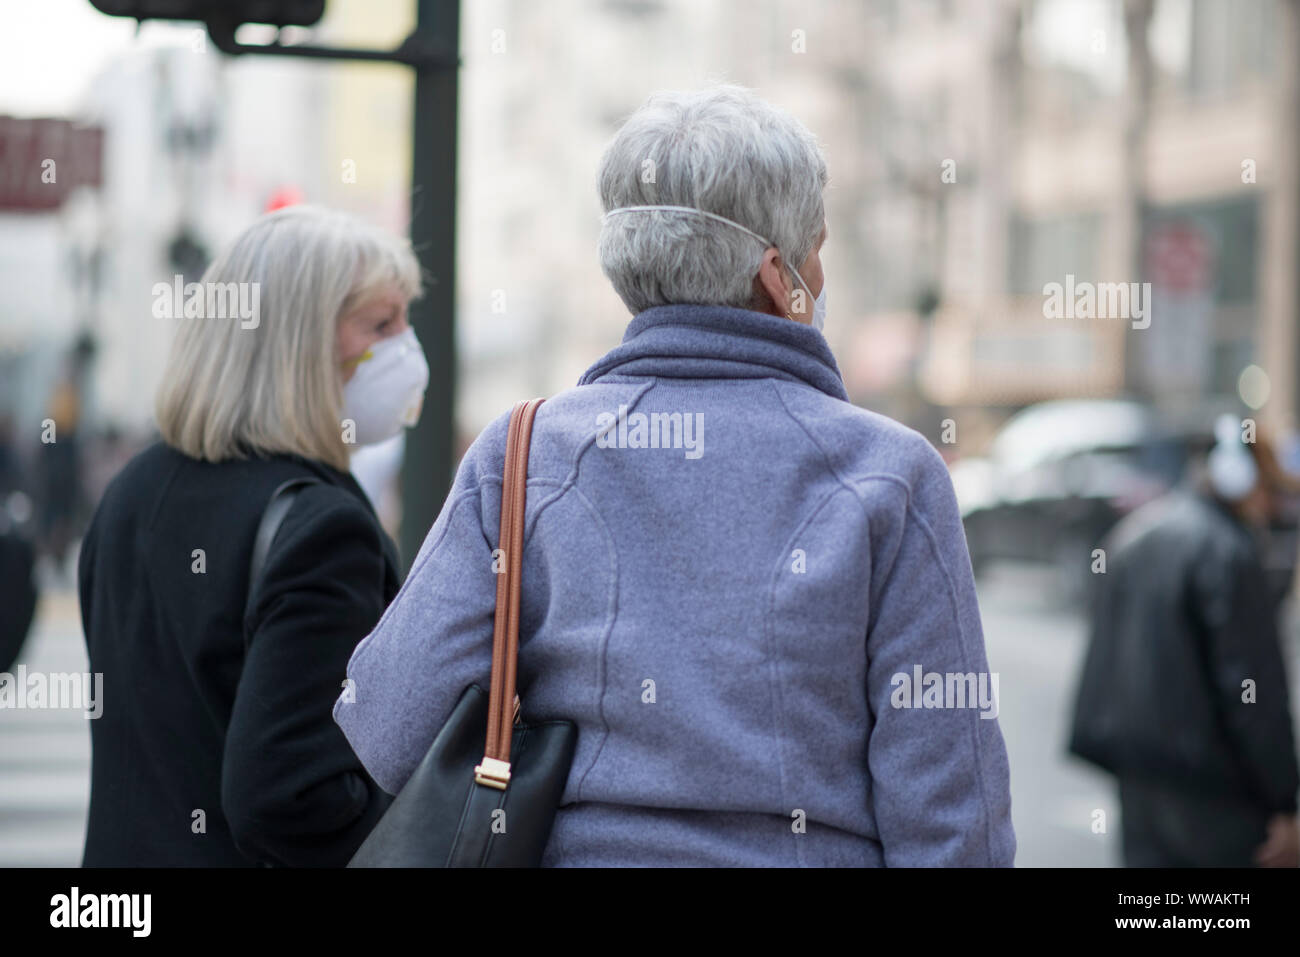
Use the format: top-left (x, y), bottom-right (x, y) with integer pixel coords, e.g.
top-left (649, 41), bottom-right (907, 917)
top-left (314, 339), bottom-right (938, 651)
top-left (952, 399), bottom-right (1211, 603)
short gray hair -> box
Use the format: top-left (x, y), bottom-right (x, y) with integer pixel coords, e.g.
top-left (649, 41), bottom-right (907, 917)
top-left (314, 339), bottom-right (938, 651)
top-left (597, 85), bottom-right (828, 315)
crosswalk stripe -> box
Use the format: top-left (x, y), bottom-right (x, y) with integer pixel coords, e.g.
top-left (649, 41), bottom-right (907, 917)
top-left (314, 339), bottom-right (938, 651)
top-left (0, 591), bottom-right (91, 868)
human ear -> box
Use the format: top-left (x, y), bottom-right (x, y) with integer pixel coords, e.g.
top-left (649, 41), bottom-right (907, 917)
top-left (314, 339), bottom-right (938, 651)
top-left (754, 248), bottom-right (793, 318)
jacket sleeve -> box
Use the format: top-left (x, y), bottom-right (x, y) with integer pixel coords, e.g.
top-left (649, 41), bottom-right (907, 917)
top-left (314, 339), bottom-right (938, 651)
top-left (1192, 544), bottom-right (1300, 814)
top-left (333, 418), bottom-right (507, 796)
top-left (221, 485), bottom-right (394, 866)
top-left (862, 440), bottom-right (1017, 866)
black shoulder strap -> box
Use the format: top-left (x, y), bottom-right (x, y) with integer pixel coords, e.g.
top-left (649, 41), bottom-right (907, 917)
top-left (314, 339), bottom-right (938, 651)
top-left (245, 477), bottom-right (320, 649)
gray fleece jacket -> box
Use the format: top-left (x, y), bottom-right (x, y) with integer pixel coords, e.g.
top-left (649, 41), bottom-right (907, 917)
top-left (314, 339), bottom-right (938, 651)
top-left (334, 303), bottom-right (1016, 866)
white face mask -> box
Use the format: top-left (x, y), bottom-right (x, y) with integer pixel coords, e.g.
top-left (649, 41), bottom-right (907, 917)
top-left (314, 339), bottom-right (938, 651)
top-left (603, 204), bottom-right (828, 332)
top-left (341, 327), bottom-right (430, 447)
top-left (788, 263), bottom-right (827, 332)
top-left (1207, 413), bottom-right (1258, 501)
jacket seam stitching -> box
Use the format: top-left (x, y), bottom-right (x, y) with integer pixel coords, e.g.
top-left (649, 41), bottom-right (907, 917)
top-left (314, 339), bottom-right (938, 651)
top-left (900, 500), bottom-right (999, 864)
top-left (763, 482), bottom-right (850, 867)
top-left (555, 485), bottom-right (620, 801)
top-left (770, 380), bottom-right (999, 864)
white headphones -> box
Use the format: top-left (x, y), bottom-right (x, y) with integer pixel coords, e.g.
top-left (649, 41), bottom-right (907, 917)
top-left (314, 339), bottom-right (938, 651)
top-left (1207, 414), bottom-right (1259, 501)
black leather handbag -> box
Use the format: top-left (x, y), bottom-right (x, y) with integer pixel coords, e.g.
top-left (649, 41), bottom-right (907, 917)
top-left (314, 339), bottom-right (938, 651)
top-left (348, 398), bottom-right (577, 867)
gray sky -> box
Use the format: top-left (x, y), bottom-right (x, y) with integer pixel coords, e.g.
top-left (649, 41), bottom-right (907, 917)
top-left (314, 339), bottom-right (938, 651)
top-left (1, 0), bottom-right (199, 116)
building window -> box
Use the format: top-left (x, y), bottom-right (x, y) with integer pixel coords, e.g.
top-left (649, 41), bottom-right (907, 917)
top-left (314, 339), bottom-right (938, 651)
top-left (1008, 213), bottom-right (1102, 295)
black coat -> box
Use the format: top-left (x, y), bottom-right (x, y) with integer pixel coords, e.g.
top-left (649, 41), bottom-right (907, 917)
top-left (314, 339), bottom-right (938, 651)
top-left (1068, 490), bottom-right (1300, 815)
top-left (79, 442), bottom-right (399, 866)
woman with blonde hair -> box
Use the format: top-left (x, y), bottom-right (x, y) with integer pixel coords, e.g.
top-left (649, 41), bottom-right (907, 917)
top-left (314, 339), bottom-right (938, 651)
top-left (79, 205), bottom-right (428, 866)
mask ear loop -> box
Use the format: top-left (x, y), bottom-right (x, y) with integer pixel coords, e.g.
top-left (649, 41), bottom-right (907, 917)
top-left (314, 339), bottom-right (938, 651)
top-left (341, 327), bottom-right (417, 379)
top-left (341, 349), bottom-right (374, 377)
top-left (601, 204), bottom-right (775, 247)
top-left (785, 263), bottom-right (815, 322)
top-left (602, 205), bottom-right (809, 320)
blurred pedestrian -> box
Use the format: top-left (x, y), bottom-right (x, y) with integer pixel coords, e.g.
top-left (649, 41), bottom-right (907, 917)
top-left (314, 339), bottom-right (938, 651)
top-left (79, 205), bottom-right (428, 866)
top-left (1069, 414), bottom-right (1300, 867)
top-left (0, 413), bottom-right (23, 497)
top-left (34, 350), bottom-right (88, 582)
top-left (335, 86), bottom-right (1015, 866)
top-left (0, 413), bottom-right (38, 673)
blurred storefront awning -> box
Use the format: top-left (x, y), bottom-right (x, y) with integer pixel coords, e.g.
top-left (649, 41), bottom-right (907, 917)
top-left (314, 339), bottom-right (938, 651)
top-left (921, 297), bottom-right (1126, 406)
top-left (0, 116), bottom-right (104, 212)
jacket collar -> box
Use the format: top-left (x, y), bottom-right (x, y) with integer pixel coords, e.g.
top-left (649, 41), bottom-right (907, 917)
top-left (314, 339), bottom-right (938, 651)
top-left (577, 304), bottom-right (848, 401)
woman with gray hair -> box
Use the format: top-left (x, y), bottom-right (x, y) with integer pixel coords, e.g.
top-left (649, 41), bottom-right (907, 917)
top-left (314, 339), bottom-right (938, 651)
top-left (79, 205), bottom-right (428, 866)
top-left (338, 86), bottom-right (1016, 866)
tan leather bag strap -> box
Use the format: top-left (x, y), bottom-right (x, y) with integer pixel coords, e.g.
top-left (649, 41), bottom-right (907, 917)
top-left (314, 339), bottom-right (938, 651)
top-left (474, 397), bottom-right (544, 790)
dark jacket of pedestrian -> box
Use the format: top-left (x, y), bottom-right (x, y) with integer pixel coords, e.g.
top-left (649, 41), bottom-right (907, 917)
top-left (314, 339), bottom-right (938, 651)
top-left (80, 444), bottom-right (399, 865)
top-left (1069, 490), bottom-right (1300, 860)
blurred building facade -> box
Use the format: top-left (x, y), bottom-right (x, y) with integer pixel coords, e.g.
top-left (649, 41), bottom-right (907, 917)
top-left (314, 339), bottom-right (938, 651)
top-left (5, 0), bottom-right (1298, 454)
top-left (457, 0), bottom-right (926, 433)
top-left (903, 0), bottom-right (1297, 450)
top-left (0, 1), bottom-right (415, 438)
top-left (458, 0), bottom-right (1300, 453)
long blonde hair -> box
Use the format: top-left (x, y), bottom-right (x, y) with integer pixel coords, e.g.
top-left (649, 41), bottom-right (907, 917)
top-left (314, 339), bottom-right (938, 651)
top-left (155, 206), bottom-right (421, 472)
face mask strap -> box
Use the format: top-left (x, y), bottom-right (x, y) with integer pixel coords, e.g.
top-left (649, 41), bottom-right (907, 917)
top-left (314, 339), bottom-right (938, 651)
top-left (342, 349), bottom-right (374, 374)
top-left (602, 204), bottom-right (777, 249)
top-left (344, 326), bottom-right (419, 374)
top-left (604, 203), bottom-right (813, 313)
top-left (788, 264), bottom-right (815, 317)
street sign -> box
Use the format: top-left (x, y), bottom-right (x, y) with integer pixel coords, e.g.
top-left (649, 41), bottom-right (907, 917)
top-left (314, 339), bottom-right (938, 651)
top-left (0, 117), bottom-right (104, 212)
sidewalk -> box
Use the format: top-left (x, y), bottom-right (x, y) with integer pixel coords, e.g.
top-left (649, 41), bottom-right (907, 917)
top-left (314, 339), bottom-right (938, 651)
top-left (0, 587), bottom-right (90, 867)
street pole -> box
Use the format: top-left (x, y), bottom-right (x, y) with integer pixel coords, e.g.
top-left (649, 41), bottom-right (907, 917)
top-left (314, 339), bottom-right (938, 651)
top-left (1120, 0), bottom-right (1153, 399)
top-left (400, 0), bottom-right (460, 572)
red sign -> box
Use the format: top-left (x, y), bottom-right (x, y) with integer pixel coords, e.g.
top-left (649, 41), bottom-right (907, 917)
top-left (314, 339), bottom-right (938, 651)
top-left (0, 116), bottom-right (104, 212)
top-left (1145, 220), bottom-right (1214, 294)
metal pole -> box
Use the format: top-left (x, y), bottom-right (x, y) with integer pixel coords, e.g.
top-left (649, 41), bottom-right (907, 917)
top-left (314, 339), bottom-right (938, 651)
top-left (400, 0), bottom-right (460, 572)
